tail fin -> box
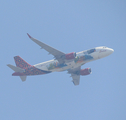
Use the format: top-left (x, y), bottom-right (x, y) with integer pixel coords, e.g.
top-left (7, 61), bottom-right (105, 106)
top-left (7, 64), bottom-right (27, 82)
top-left (14, 56), bottom-right (31, 69)
top-left (20, 76), bottom-right (27, 81)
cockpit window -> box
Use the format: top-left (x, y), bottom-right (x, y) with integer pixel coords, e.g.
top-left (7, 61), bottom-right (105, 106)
top-left (87, 49), bottom-right (96, 54)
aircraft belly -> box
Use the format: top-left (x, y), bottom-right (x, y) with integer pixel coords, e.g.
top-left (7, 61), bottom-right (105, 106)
top-left (55, 62), bottom-right (83, 72)
top-left (55, 65), bottom-right (71, 72)
top-left (33, 65), bottom-right (48, 71)
top-left (34, 59), bottom-right (85, 72)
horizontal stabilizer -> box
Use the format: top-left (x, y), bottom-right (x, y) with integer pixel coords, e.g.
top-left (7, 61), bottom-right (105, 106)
top-left (20, 76), bottom-right (27, 81)
top-left (7, 64), bottom-right (24, 72)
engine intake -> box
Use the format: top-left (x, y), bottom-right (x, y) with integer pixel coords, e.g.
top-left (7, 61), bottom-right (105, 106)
top-left (80, 68), bottom-right (91, 76)
top-left (65, 52), bottom-right (76, 60)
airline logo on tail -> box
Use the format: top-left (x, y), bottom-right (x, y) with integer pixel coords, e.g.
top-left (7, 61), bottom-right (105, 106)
top-left (7, 56), bottom-right (51, 81)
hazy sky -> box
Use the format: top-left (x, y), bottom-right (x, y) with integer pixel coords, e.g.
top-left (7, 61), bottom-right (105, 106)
top-left (1, 0), bottom-right (126, 120)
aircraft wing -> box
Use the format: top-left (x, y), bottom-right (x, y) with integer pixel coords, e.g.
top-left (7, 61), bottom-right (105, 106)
top-left (71, 74), bottom-right (80, 85)
top-left (68, 66), bottom-right (81, 85)
top-left (27, 33), bottom-right (65, 63)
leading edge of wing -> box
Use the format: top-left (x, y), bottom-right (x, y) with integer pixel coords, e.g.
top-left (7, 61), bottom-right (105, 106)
top-left (27, 33), bottom-right (65, 57)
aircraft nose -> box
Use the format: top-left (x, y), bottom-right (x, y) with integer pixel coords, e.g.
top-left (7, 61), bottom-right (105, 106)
top-left (107, 48), bottom-right (114, 56)
top-left (98, 47), bottom-right (114, 59)
top-left (108, 48), bottom-right (114, 54)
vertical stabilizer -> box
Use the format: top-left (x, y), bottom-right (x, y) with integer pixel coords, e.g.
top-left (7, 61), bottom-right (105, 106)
top-left (20, 76), bottom-right (27, 82)
top-left (14, 56), bottom-right (31, 69)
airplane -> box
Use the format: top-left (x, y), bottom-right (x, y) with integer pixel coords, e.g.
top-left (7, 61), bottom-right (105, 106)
top-left (7, 33), bottom-right (114, 85)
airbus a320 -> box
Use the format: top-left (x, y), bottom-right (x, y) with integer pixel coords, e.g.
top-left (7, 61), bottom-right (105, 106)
top-left (7, 34), bottom-right (114, 85)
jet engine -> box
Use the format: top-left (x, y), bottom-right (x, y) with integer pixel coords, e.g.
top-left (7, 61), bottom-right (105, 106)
top-left (65, 52), bottom-right (76, 60)
top-left (80, 68), bottom-right (91, 76)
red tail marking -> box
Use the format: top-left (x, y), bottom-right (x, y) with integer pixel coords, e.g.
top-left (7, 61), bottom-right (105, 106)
top-left (27, 33), bottom-right (32, 38)
top-left (14, 56), bottom-right (31, 69)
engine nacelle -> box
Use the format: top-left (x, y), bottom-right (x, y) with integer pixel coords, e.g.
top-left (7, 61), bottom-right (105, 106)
top-left (65, 52), bottom-right (76, 60)
top-left (80, 68), bottom-right (91, 76)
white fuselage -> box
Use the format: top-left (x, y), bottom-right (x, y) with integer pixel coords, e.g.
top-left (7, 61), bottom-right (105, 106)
top-left (33, 46), bottom-right (114, 72)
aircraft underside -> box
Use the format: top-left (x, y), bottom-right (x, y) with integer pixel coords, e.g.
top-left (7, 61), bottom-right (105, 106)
top-left (7, 33), bottom-right (114, 85)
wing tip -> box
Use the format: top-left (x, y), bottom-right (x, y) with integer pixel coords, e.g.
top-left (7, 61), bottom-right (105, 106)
top-left (27, 33), bottom-right (32, 38)
top-left (72, 80), bottom-right (80, 86)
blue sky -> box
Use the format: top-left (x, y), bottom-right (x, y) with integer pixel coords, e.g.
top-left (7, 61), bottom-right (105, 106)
top-left (1, 0), bottom-right (126, 120)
